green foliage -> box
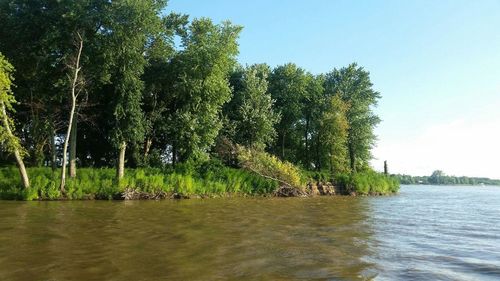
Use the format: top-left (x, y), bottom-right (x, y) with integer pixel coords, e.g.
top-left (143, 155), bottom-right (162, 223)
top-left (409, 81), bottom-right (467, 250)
top-left (324, 63), bottom-right (381, 172)
top-left (268, 63), bottom-right (310, 162)
top-left (0, 0), bottom-right (112, 166)
top-left (334, 170), bottom-right (399, 195)
top-left (0, 2), bottom-right (392, 197)
top-left (162, 18), bottom-right (243, 162)
top-left (237, 146), bottom-right (303, 188)
top-left (0, 52), bottom-right (15, 109)
top-left (105, 0), bottom-right (167, 148)
top-left (223, 64), bottom-right (280, 149)
top-left (319, 95), bottom-right (350, 174)
top-left (0, 52), bottom-right (23, 155)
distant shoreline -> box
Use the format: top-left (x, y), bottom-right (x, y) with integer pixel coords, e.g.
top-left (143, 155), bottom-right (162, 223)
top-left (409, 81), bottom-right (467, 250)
top-left (394, 171), bottom-right (500, 186)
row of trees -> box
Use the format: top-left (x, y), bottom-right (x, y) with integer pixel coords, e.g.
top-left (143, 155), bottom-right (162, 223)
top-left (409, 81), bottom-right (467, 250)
top-left (395, 170), bottom-right (500, 186)
top-left (221, 62), bottom-right (380, 174)
top-left (0, 1), bottom-right (381, 192)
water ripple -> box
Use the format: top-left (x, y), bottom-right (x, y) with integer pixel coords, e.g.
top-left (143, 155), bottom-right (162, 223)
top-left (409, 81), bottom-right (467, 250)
top-left (0, 185), bottom-right (499, 280)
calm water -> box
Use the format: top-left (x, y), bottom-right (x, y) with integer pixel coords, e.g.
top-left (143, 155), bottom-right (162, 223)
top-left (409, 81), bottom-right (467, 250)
top-left (0, 185), bottom-right (499, 280)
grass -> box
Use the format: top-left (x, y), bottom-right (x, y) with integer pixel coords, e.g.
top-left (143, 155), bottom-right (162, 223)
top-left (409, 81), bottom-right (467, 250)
top-left (334, 171), bottom-right (400, 195)
top-left (0, 163), bottom-right (278, 200)
top-left (0, 159), bottom-right (398, 200)
top-left (301, 169), bottom-right (400, 195)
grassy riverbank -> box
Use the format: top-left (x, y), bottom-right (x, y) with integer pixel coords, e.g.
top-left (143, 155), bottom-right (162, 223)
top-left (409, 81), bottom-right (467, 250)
top-left (0, 164), bottom-right (279, 200)
top-left (337, 171), bottom-right (400, 195)
top-left (0, 164), bottom-right (398, 200)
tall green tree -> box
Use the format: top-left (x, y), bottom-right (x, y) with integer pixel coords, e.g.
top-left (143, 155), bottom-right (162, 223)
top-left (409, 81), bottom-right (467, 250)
top-left (140, 13), bottom-right (188, 166)
top-left (166, 18), bottom-right (242, 163)
top-left (0, 53), bottom-right (29, 189)
top-left (224, 64), bottom-right (280, 149)
top-left (0, 0), bottom-right (68, 166)
top-left (103, 0), bottom-right (167, 180)
top-left (301, 74), bottom-right (324, 169)
top-left (319, 95), bottom-right (350, 174)
top-left (268, 63), bottom-right (309, 162)
top-left (324, 63), bottom-right (381, 172)
top-left (0, 0), bottom-right (109, 175)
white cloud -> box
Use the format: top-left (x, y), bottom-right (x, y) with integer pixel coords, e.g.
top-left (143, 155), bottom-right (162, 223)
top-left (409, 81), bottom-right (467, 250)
top-left (372, 114), bottom-right (500, 179)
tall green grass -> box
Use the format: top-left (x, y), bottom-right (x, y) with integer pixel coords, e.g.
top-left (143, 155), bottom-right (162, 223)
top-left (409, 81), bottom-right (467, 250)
top-left (0, 162), bottom-right (278, 200)
top-left (334, 170), bottom-right (400, 195)
top-left (0, 160), bottom-right (397, 200)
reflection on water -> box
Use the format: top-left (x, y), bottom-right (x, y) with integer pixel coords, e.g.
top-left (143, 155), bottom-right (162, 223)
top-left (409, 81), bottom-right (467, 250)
top-left (1, 185), bottom-right (500, 280)
top-left (0, 197), bottom-right (373, 281)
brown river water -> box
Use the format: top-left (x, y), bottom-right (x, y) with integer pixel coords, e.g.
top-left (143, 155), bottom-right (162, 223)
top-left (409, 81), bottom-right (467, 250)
top-left (0, 185), bottom-right (499, 280)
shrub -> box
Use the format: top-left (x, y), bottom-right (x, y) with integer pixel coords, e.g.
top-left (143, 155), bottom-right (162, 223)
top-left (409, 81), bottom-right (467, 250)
top-left (236, 146), bottom-right (302, 188)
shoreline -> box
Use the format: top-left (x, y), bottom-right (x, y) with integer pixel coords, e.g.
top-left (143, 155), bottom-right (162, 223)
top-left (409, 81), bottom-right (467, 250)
top-left (0, 182), bottom-right (396, 201)
top-left (0, 166), bottom-right (399, 201)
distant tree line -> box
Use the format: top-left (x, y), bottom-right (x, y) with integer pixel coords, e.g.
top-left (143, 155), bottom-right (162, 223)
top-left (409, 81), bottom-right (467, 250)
top-left (395, 170), bottom-right (500, 186)
top-left (0, 0), bottom-right (381, 192)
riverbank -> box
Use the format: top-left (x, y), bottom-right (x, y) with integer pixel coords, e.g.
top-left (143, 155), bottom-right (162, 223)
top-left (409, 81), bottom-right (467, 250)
top-left (0, 165), bottom-right (399, 200)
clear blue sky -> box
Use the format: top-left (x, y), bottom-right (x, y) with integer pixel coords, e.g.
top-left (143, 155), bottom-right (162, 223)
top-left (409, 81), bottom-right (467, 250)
top-left (166, 0), bottom-right (500, 178)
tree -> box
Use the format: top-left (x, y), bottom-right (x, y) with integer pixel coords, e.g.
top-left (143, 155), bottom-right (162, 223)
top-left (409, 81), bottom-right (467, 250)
top-left (60, 32), bottom-right (84, 192)
top-left (268, 64), bottom-right (309, 162)
top-left (224, 64), bottom-right (280, 149)
top-left (0, 53), bottom-right (29, 189)
top-left (324, 63), bottom-right (381, 172)
top-left (0, 0), bottom-right (109, 174)
top-left (429, 170), bottom-right (445, 185)
top-left (103, 0), bottom-right (167, 180)
top-left (301, 74), bottom-right (324, 169)
top-left (165, 18), bottom-right (242, 163)
top-left (140, 13), bottom-right (188, 166)
top-left (0, 0), bottom-right (67, 167)
top-left (319, 95), bottom-right (350, 174)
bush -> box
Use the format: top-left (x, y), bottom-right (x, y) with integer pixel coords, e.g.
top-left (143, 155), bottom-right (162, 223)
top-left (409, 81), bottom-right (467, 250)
top-left (237, 146), bottom-right (303, 189)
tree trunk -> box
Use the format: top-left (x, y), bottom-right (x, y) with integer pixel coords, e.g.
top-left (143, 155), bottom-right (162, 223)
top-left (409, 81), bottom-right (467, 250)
top-left (13, 148), bottom-right (29, 189)
top-left (117, 141), bottom-right (126, 180)
top-left (60, 98), bottom-right (76, 192)
top-left (144, 138), bottom-right (152, 158)
top-left (1, 101), bottom-right (30, 189)
top-left (50, 127), bottom-right (57, 171)
top-left (60, 33), bottom-right (83, 193)
top-left (69, 113), bottom-right (78, 178)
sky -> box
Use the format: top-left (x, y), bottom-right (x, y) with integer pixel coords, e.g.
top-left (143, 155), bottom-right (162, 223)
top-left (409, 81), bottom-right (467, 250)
top-left (166, 0), bottom-right (500, 179)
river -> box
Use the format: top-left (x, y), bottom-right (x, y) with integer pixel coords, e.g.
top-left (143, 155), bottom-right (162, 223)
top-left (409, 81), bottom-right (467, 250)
top-left (0, 185), bottom-right (499, 280)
